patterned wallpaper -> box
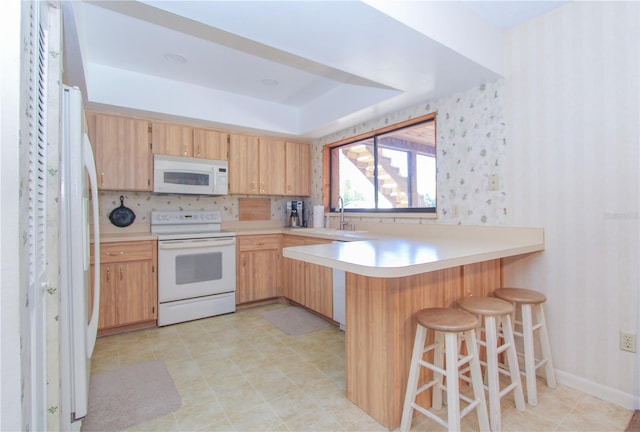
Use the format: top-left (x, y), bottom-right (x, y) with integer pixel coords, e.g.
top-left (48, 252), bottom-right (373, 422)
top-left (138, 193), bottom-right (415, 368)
top-left (45, 4), bottom-right (62, 428)
top-left (313, 79), bottom-right (507, 226)
top-left (98, 80), bottom-right (507, 229)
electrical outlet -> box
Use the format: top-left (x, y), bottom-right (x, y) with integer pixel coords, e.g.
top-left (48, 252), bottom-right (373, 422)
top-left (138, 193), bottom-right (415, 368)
top-left (620, 331), bottom-right (637, 353)
top-left (488, 174), bottom-right (499, 191)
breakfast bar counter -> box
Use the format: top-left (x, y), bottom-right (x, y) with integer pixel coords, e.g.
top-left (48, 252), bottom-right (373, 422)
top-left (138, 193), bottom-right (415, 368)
top-left (282, 225), bottom-right (544, 430)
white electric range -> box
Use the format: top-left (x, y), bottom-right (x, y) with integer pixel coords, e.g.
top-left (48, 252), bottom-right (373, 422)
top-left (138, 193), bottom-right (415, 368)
top-left (151, 210), bottom-right (236, 326)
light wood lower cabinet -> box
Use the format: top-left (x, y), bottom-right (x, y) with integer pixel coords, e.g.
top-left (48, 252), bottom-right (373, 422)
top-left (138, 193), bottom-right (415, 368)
top-left (281, 235), bottom-right (307, 305)
top-left (236, 235), bottom-right (282, 304)
top-left (302, 238), bottom-right (333, 318)
top-left (281, 235), bottom-right (333, 318)
top-left (91, 240), bottom-right (157, 335)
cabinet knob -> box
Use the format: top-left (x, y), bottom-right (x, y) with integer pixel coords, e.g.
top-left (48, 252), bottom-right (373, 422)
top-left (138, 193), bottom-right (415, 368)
top-left (253, 242), bottom-right (265, 246)
top-left (106, 266), bottom-right (110, 282)
top-left (119, 266), bottom-right (124, 281)
top-left (106, 251), bottom-right (124, 256)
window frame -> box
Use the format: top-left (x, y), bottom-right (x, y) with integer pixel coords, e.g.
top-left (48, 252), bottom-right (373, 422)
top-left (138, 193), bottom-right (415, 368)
top-left (323, 112), bottom-right (437, 214)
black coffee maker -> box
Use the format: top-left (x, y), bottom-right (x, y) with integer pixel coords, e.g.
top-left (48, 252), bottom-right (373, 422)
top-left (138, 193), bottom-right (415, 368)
top-left (288, 200), bottom-right (303, 227)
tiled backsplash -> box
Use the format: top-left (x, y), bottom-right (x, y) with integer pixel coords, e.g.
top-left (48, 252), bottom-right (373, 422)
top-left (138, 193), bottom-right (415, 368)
top-left (98, 192), bottom-right (301, 227)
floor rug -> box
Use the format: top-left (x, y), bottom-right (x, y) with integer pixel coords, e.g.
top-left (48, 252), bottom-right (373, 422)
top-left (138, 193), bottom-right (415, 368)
top-left (262, 306), bottom-right (330, 335)
top-left (82, 360), bottom-right (181, 431)
top-left (626, 410), bottom-right (640, 432)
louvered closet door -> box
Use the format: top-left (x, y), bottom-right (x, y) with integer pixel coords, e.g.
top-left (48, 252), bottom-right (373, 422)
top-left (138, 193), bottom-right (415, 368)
top-left (24, 1), bottom-right (49, 430)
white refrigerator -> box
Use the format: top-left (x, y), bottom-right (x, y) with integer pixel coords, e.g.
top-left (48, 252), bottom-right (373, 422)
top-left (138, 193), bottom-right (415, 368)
top-left (59, 85), bottom-right (101, 431)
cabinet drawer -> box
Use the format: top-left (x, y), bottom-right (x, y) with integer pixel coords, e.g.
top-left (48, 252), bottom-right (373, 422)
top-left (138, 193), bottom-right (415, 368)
top-left (93, 240), bottom-right (154, 264)
top-left (238, 235), bottom-right (281, 252)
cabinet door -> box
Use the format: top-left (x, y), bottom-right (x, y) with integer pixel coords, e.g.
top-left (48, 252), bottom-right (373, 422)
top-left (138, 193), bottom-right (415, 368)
top-left (281, 235), bottom-right (307, 305)
top-left (152, 122), bottom-right (194, 157)
top-left (237, 235), bottom-right (281, 304)
top-left (193, 129), bottom-right (228, 160)
top-left (96, 264), bottom-right (118, 329)
top-left (285, 141), bottom-right (311, 196)
top-left (118, 261), bottom-right (156, 324)
top-left (94, 114), bottom-right (152, 191)
top-left (237, 249), bottom-right (280, 304)
top-left (259, 137), bottom-right (286, 195)
top-left (303, 238), bottom-right (333, 318)
top-left (92, 240), bottom-right (157, 333)
top-left (229, 133), bottom-right (259, 194)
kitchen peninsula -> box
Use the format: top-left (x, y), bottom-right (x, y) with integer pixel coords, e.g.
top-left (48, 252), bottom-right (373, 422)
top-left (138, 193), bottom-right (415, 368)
top-left (283, 224), bottom-right (544, 430)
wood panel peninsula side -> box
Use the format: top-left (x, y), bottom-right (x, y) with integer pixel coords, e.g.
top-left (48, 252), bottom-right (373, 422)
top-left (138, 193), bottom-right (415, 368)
top-left (282, 224), bottom-right (544, 430)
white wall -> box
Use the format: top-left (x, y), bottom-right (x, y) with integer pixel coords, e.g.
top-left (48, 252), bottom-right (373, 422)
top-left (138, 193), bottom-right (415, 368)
top-left (313, 0), bottom-right (639, 410)
top-left (0, 0), bottom-right (24, 430)
top-left (503, 1), bottom-right (639, 408)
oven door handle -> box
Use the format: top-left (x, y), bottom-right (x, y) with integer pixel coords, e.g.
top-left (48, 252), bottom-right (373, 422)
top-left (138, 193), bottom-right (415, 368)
top-left (158, 238), bottom-right (236, 249)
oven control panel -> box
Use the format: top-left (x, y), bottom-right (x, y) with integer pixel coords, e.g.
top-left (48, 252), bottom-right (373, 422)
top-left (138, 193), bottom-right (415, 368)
top-left (151, 210), bottom-right (222, 225)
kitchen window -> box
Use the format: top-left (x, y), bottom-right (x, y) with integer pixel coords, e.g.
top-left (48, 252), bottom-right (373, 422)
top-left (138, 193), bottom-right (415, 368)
top-left (326, 114), bottom-right (436, 213)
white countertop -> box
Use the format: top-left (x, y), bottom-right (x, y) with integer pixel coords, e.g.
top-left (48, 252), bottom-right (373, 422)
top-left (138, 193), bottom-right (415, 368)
top-left (282, 226), bottom-right (544, 278)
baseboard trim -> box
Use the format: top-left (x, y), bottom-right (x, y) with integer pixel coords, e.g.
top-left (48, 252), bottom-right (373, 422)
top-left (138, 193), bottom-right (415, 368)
top-left (556, 369), bottom-right (640, 410)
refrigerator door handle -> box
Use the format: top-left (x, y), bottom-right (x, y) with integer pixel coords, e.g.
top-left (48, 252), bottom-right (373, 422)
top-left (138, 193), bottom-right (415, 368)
top-left (84, 133), bottom-right (100, 357)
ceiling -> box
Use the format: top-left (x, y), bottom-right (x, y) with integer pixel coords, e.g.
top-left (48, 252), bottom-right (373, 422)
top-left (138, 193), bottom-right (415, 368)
top-left (61, 1), bottom-right (567, 139)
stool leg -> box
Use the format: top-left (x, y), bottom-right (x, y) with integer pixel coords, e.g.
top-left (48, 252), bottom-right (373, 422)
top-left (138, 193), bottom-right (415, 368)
top-left (484, 316), bottom-right (501, 432)
top-left (465, 329), bottom-right (490, 431)
top-left (521, 304), bottom-right (538, 406)
top-left (401, 325), bottom-right (427, 432)
top-left (501, 314), bottom-right (526, 411)
top-left (432, 330), bottom-right (445, 410)
top-left (536, 304), bottom-right (557, 389)
top-left (445, 332), bottom-right (461, 432)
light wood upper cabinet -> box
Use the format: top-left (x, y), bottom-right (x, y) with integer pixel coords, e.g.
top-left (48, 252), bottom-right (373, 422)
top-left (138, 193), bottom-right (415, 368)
top-left (87, 111), bottom-right (307, 195)
top-left (228, 133), bottom-right (286, 195)
top-left (193, 128), bottom-right (228, 160)
top-left (152, 122), bottom-right (229, 160)
top-left (259, 137), bottom-right (286, 195)
top-left (90, 113), bottom-right (152, 191)
top-left (285, 141), bottom-right (311, 196)
top-left (151, 122), bottom-right (193, 157)
top-left (228, 133), bottom-right (260, 194)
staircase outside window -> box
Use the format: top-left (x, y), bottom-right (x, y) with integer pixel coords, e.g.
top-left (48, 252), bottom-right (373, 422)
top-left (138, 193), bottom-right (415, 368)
top-left (329, 116), bottom-right (436, 212)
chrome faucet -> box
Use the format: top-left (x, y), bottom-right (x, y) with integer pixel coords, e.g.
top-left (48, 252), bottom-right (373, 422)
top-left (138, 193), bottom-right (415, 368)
top-left (336, 195), bottom-right (348, 230)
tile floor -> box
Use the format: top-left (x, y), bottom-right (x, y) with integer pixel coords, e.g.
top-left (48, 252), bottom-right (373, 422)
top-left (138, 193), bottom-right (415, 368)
top-left (91, 303), bottom-right (633, 431)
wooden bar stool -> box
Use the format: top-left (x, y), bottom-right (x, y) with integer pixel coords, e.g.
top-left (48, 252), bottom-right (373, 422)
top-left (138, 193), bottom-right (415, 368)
top-left (400, 308), bottom-right (490, 432)
top-left (457, 296), bottom-right (526, 432)
top-left (493, 287), bottom-right (556, 406)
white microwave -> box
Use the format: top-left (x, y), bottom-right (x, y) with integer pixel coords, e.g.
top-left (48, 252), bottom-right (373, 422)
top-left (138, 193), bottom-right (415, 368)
top-left (153, 154), bottom-right (228, 195)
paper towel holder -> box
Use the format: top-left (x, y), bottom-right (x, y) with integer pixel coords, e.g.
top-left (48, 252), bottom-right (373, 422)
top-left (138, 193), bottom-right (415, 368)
top-left (312, 204), bottom-right (325, 229)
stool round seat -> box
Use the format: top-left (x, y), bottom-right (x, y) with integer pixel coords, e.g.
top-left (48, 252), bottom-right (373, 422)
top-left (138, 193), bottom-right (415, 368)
top-left (492, 287), bottom-right (556, 407)
top-left (415, 308), bottom-right (478, 332)
top-left (401, 307), bottom-right (490, 432)
top-left (457, 296), bottom-right (513, 316)
top-left (494, 287), bottom-right (546, 304)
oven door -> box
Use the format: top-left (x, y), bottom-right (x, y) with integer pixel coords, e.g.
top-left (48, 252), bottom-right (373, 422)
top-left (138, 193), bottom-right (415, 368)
top-left (157, 237), bottom-right (236, 303)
